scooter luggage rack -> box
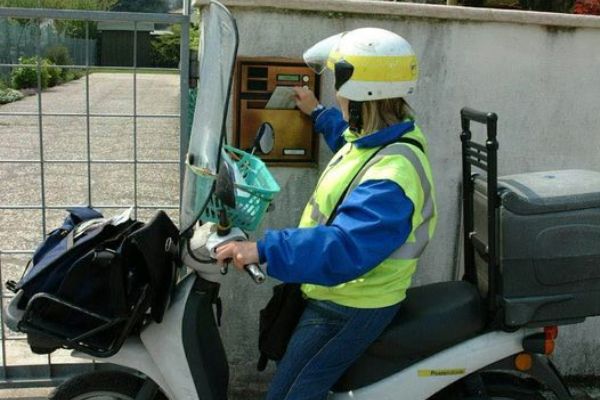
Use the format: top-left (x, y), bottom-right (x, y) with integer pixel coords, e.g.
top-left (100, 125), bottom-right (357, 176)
top-left (460, 107), bottom-right (499, 321)
top-left (18, 285), bottom-right (150, 358)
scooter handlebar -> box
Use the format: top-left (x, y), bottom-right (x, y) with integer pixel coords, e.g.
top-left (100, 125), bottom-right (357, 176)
top-left (244, 263), bottom-right (266, 284)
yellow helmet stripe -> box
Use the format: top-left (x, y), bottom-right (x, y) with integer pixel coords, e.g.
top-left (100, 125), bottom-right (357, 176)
top-left (327, 53), bottom-right (418, 82)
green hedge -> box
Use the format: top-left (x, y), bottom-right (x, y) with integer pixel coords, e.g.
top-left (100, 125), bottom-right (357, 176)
top-left (46, 61), bottom-right (62, 87)
top-left (45, 45), bottom-right (74, 80)
top-left (10, 56), bottom-right (71, 89)
top-left (151, 23), bottom-right (200, 68)
top-left (45, 45), bottom-right (73, 67)
top-left (11, 56), bottom-right (50, 89)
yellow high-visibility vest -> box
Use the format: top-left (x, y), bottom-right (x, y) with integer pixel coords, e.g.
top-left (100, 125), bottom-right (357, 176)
top-left (300, 125), bottom-right (437, 308)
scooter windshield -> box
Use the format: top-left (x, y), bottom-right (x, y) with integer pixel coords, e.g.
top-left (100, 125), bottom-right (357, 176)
top-left (180, 1), bottom-right (238, 232)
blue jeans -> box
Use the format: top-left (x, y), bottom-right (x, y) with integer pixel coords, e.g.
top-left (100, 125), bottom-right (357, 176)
top-left (266, 299), bottom-right (401, 400)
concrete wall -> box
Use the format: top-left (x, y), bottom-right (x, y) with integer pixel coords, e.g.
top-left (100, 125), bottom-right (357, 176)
top-left (194, 0), bottom-right (600, 389)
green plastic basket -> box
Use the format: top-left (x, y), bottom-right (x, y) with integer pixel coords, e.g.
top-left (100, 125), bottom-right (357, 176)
top-left (197, 145), bottom-right (280, 232)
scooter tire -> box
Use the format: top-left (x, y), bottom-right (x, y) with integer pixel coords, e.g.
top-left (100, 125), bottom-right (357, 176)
top-left (485, 388), bottom-right (546, 400)
top-left (49, 370), bottom-right (167, 400)
top-left (481, 372), bottom-right (546, 400)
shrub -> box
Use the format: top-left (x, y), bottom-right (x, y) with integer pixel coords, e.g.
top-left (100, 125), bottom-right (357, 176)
top-left (10, 56), bottom-right (50, 89)
top-left (63, 70), bottom-right (76, 82)
top-left (45, 45), bottom-right (73, 67)
top-left (0, 88), bottom-right (24, 105)
top-left (573, 0), bottom-right (600, 13)
top-left (45, 45), bottom-right (73, 80)
top-left (61, 69), bottom-right (85, 83)
top-left (45, 60), bottom-right (63, 87)
top-left (10, 57), bottom-right (63, 89)
top-left (150, 23), bottom-right (200, 68)
top-left (150, 31), bottom-right (180, 68)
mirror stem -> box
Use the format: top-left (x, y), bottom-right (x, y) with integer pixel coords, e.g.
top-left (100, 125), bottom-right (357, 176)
top-left (217, 209), bottom-right (232, 236)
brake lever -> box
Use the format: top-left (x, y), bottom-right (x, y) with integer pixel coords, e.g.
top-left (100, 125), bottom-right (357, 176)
top-left (220, 259), bottom-right (230, 275)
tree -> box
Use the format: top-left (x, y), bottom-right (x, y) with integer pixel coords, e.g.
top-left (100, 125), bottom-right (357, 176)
top-left (0, 0), bottom-right (117, 10)
top-left (150, 22), bottom-right (199, 68)
top-left (573, 0), bottom-right (600, 14)
top-left (111, 0), bottom-right (169, 13)
top-left (0, 0), bottom-right (118, 38)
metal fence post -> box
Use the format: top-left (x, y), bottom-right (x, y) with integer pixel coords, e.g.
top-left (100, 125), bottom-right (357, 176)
top-left (179, 17), bottom-right (191, 202)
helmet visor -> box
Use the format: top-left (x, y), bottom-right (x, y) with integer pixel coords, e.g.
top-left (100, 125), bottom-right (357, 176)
top-left (302, 33), bottom-right (344, 74)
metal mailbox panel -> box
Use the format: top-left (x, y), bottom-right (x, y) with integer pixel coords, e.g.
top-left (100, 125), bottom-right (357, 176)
top-left (233, 57), bottom-right (320, 166)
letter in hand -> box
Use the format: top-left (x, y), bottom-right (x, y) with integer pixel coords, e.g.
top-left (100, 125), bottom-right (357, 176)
top-left (293, 86), bottom-right (320, 116)
top-left (215, 241), bottom-right (260, 270)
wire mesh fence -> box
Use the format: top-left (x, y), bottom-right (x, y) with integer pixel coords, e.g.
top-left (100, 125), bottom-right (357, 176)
top-left (0, 7), bottom-right (190, 388)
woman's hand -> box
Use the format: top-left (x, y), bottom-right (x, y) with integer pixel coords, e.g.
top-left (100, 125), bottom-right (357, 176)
top-left (293, 86), bottom-right (320, 116)
top-left (215, 241), bottom-right (260, 270)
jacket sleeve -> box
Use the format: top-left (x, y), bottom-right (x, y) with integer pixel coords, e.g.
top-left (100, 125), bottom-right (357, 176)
top-left (313, 107), bottom-right (348, 153)
top-left (257, 179), bottom-right (414, 286)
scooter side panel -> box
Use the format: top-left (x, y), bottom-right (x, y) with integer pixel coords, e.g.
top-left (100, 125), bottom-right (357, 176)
top-left (72, 338), bottom-right (175, 399)
top-left (182, 277), bottom-right (230, 400)
top-left (141, 274), bottom-right (199, 400)
top-left (330, 330), bottom-right (531, 400)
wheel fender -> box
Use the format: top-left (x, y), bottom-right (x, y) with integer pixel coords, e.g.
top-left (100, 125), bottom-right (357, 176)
top-left (479, 353), bottom-right (573, 399)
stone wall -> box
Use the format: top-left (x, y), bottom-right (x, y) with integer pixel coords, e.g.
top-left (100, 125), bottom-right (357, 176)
top-left (194, 0), bottom-right (600, 389)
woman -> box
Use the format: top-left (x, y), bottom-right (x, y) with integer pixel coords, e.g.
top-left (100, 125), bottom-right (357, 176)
top-left (216, 28), bottom-right (437, 400)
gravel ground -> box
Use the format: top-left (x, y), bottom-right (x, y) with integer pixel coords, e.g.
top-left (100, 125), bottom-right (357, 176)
top-left (0, 72), bottom-right (181, 367)
top-left (0, 74), bottom-right (180, 231)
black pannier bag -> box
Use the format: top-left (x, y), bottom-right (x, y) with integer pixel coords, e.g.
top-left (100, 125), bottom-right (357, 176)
top-left (473, 170), bottom-right (600, 327)
top-left (257, 283), bottom-right (306, 371)
top-left (5, 208), bottom-right (179, 357)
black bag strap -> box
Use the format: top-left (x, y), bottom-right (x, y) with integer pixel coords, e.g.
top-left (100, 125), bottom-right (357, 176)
top-left (325, 137), bottom-right (424, 226)
top-left (255, 137), bottom-right (425, 372)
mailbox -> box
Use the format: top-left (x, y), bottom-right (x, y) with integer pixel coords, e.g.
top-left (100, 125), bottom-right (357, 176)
top-left (233, 57), bottom-right (320, 166)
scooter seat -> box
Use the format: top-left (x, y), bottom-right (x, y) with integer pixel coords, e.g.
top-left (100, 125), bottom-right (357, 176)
top-left (333, 280), bottom-right (485, 391)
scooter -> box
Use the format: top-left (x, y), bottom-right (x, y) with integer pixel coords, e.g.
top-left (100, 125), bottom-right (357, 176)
top-left (7, 109), bottom-right (578, 400)
top-left (5, 1), bottom-right (592, 399)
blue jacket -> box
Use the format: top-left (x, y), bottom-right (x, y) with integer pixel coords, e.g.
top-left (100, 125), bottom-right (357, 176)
top-left (257, 107), bottom-right (415, 286)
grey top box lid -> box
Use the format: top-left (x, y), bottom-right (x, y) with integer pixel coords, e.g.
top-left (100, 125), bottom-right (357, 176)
top-left (497, 169), bottom-right (600, 215)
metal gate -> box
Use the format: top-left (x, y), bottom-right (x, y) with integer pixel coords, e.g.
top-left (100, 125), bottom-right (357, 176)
top-left (0, 6), bottom-right (190, 388)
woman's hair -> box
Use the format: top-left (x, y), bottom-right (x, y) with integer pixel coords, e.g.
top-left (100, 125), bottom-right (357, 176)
top-left (361, 98), bottom-right (414, 134)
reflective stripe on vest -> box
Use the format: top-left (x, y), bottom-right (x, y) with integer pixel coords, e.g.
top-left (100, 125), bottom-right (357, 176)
top-left (335, 142), bottom-right (433, 260)
top-left (308, 195), bottom-right (328, 224)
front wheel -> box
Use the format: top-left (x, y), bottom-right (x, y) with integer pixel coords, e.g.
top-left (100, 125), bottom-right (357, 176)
top-left (50, 370), bottom-right (167, 400)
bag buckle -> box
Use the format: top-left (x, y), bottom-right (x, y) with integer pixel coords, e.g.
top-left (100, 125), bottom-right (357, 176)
top-left (5, 280), bottom-right (18, 293)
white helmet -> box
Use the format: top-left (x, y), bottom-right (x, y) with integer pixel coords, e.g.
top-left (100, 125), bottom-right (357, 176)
top-left (303, 28), bottom-right (418, 102)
